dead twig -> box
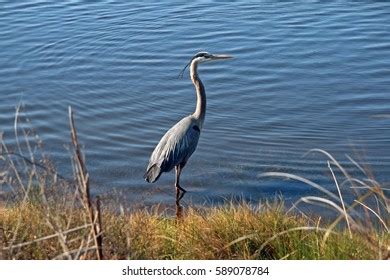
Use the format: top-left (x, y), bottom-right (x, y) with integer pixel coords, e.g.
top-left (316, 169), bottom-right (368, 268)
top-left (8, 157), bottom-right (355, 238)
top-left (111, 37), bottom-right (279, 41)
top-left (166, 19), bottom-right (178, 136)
top-left (0, 227), bottom-right (5, 260)
top-left (95, 196), bottom-right (103, 259)
top-left (4, 223), bottom-right (92, 250)
top-left (68, 106), bottom-right (103, 260)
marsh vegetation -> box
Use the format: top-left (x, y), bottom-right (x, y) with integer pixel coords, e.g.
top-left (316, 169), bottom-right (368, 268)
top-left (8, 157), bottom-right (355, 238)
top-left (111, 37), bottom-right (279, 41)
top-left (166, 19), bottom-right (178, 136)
top-left (0, 108), bottom-right (388, 260)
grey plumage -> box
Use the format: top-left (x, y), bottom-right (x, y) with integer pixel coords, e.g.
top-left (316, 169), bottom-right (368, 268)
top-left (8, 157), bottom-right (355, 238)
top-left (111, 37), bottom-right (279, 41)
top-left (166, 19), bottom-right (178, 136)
top-left (144, 51), bottom-right (232, 203)
top-left (144, 115), bottom-right (200, 183)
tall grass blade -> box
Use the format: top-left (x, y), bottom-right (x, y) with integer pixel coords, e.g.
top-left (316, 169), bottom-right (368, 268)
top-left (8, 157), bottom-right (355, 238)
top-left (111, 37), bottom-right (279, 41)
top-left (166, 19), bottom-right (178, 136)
top-left (328, 161), bottom-right (352, 238)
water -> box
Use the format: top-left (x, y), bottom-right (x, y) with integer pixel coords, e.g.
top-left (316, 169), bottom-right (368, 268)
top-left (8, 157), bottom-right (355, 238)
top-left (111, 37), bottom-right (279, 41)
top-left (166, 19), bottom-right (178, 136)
top-left (1, 1), bottom-right (390, 207)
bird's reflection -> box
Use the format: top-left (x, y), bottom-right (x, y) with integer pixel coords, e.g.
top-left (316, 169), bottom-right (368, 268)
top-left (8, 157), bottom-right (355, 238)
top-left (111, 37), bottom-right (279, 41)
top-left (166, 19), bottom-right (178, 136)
top-left (175, 198), bottom-right (183, 220)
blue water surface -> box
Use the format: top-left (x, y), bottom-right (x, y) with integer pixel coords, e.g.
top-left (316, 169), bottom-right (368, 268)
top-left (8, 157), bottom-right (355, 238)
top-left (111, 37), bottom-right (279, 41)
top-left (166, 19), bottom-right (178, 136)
top-left (1, 1), bottom-right (389, 206)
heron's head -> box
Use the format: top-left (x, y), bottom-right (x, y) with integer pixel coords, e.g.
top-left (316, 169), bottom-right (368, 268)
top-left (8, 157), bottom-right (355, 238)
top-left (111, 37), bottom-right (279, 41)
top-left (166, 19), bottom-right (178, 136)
top-left (179, 51), bottom-right (233, 78)
top-left (191, 51), bottom-right (233, 63)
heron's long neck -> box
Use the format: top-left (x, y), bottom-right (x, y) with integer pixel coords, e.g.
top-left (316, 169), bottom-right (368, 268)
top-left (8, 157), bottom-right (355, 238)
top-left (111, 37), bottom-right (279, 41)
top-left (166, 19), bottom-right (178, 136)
top-left (190, 62), bottom-right (206, 125)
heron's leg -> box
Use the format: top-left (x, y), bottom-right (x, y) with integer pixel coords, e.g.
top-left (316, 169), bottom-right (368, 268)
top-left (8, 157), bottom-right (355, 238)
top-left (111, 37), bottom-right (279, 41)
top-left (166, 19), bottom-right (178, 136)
top-left (175, 165), bottom-right (187, 203)
top-left (175, 166), bottom-right (181, 203)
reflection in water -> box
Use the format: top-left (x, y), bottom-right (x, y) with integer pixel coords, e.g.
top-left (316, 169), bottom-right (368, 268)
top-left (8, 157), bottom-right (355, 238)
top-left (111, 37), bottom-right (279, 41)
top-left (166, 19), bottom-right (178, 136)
top-left (176, 201), bottom-right (183, 220)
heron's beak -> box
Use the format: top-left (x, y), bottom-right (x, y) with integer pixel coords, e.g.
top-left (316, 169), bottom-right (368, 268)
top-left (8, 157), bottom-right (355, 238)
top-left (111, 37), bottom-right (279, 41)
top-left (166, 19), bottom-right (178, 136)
top-left (211, 54), bottom-right (233, 60)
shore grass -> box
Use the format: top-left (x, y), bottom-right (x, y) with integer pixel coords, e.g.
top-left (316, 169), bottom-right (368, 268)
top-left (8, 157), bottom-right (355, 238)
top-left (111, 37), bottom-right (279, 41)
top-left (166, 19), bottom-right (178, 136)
top-left (0, 106), bottom-right (389, 260)
top-left (1, 200), bottom-right (387, 260)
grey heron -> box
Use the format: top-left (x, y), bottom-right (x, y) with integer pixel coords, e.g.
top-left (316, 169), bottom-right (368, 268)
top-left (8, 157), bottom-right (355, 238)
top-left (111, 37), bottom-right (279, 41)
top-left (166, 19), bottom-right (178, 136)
top-left (144, 51), bottom-right (232, 204)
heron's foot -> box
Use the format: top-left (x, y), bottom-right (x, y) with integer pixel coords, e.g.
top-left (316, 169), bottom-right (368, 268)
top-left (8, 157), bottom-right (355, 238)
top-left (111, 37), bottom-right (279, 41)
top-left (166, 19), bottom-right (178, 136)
top-left (178, 188), bottom-right (186, 202)
top-left (177, 185), bottom-right (187, 193)
top-left (175, 184), bottom-right (187, 204)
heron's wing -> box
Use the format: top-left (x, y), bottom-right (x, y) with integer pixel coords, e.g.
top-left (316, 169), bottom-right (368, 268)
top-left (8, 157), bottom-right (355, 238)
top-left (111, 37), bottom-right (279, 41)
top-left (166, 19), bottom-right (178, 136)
top-left (147, 116), bottom-right (201, 173)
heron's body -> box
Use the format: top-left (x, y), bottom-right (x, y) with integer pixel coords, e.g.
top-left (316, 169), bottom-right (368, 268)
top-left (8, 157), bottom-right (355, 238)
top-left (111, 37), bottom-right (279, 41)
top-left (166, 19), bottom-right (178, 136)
top-left (144, 51), bottom-right (232, 203)
top-left (145, 115), bottom-right (201, 183)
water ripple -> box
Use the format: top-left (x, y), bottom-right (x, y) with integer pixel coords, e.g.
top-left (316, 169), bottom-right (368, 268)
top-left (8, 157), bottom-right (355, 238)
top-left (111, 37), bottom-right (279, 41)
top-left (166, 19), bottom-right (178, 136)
top-left (1, 1), bottom-right (390, 204)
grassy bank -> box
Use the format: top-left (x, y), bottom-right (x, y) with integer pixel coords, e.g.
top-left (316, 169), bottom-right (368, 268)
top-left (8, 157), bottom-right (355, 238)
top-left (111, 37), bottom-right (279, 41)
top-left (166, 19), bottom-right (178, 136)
top-left (0, 106), bottom-right (389, 260)
top-left (1, 200), bottom-right (387, 260)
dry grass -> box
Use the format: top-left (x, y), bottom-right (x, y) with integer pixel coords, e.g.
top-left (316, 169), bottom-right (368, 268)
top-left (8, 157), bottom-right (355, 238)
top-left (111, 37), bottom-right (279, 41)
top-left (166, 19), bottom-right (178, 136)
top-left (0, 106), bottom-right (389, 259)
top-left (1, 200), bottom-right (386, 260)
